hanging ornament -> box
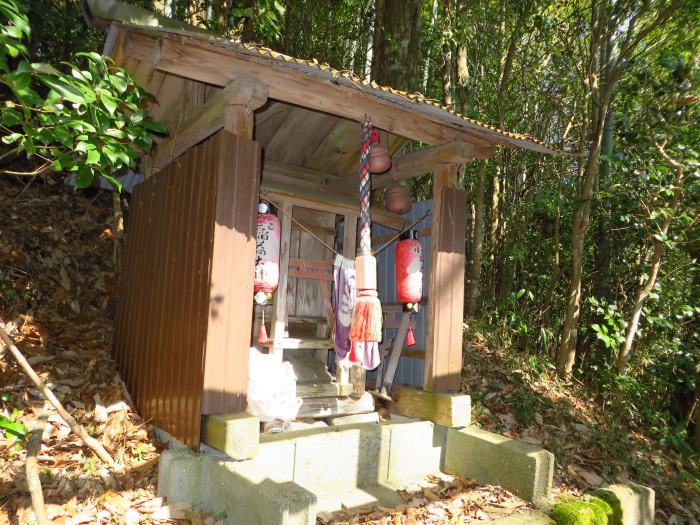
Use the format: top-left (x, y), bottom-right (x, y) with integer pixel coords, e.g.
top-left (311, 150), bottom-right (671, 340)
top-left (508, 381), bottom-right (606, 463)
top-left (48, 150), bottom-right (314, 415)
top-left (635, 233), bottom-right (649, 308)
top-left (384, 179), bottom-right (412, 214)
top-left (254, 202), bottom-right (280, 303)
top-left (350, 117), bottom-right (383, 344)
top-left (369, 130), bottom-right (392, 174)
top-left (258, 309), bottom-right (270, 344)
top-left (396, 230), bottom-right (423, 310)
top-left (405, 319), bottom-right (416, 347)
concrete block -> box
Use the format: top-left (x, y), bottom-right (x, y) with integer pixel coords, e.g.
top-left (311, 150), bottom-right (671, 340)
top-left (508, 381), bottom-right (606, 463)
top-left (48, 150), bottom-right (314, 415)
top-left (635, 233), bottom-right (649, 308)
top-left (443, 427), bottom-right (554, 503)
top-left (594, 483), bottom-right (655, 525)
top-left (203, 413), bottom-right (259, 460)
top-left (230, 438), bottom-right (296, 483)
top-left (292, 427), bottom-right (362, 495)
top-left (391, 386), bottom-right (471, 427)
top-left (204, 454), bottom-right (316, 525)
top-left (158, 448), bottom-right (202, 504)
top-left (385, 421), bottom-right (443, 485)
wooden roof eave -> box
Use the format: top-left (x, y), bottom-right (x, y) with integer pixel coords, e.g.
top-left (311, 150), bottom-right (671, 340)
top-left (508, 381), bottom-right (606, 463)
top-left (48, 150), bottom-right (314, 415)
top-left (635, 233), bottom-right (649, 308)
top-left (115, 24), bottom-right (557, 155)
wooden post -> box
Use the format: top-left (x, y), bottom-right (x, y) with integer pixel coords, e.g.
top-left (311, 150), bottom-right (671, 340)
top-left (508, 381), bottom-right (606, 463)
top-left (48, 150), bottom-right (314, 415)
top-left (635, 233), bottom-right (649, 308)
top-left (202, 133), bottom-right (262, 414)
top-left (424, 163), bottom-right (466, 392)
top-left (270, 202), bottom-right (293, 360)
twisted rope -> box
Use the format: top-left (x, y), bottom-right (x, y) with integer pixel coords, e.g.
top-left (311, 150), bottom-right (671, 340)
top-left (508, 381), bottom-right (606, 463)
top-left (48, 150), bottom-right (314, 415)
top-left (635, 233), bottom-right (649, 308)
top-left (359, 117), bottom-right (372, 256)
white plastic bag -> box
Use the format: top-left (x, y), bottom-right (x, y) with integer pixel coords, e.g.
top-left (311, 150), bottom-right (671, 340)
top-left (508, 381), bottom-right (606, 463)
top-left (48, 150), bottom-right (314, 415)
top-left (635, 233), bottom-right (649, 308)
top-left (246, 348), bottom-right (302, 422)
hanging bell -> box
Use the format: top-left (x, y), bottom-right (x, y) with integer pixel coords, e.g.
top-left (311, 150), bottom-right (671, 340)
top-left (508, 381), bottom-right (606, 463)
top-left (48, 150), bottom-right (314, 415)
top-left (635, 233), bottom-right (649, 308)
top-left (384, 180), bottom-right (412, 214)
top-left (369, 132), bottom-right (392, 174)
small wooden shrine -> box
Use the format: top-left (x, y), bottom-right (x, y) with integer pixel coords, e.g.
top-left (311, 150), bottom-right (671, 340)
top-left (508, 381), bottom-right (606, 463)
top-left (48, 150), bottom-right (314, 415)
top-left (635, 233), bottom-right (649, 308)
top-left (83, 0), bottom-right (556, 450)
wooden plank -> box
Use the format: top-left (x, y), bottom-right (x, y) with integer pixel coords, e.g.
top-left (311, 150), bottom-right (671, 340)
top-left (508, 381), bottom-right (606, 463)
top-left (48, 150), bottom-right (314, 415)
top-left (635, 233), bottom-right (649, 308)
top-left (372, 142), bottom-right (486, 189)
top-left (296, 382), bottom-right (354, 398)
top-left (264, 107), bottom-right (339, 166)
top-left (271, 202), bottom-right (293, 359)
top-left (254, 102), bottom-right (295, 148)
top-left (391, 385), bottom-right (471, 427)
top-left (262, 338), bottom-right (334, 350)
top-left (380, 312), bottom-right (411, 397)
top-left (424, 164), bottom-right (466, 393)
top-left (150, 75), bottom-right (267, 173)
top-left (263, 186), bottom-right (404, 231)
top-left (123, 30), bottom-right (505, 149)
top-left (202, 131), bottom-right (261, 414)
top-left (343, 214), bottom-right (357, 258)
top-left (263, 159), bottom-right (351, 195)
top-left (202, 413), bottom-right (260, 460)
top-left (297, 391), bottom-right (375, 419)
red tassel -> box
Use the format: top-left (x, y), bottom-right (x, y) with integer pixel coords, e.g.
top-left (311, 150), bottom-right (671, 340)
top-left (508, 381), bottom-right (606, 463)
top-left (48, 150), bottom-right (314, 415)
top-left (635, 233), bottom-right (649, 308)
top-left (349, 341), bottom-right (360, 363)
top-left (258, 309), bottom-right (270, 343)
top-left (405, 321), bottom-right (416, 347)
top-left (258, 323), bottom-right (269, 344)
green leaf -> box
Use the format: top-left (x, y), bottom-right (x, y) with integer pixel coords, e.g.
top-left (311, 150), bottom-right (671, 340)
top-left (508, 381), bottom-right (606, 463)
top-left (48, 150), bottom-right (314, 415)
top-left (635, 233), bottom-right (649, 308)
top-left (99, 91), bottom-right (117, 114)
top-left (37, 74), bottom-right (85, 105)
top-left (0, 415), bottom-right (27, 439)
top-left (86, 148), bottom-right (100, 165)
top-left (141, 119), bottom-right (167, 134)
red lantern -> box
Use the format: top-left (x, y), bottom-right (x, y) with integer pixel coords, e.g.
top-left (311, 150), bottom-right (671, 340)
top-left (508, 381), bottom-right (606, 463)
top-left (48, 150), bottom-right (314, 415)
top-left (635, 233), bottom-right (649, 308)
top-left (396, 230), bottom-right (423, 307)
top-left (254, 204), bottom-right (281, 299)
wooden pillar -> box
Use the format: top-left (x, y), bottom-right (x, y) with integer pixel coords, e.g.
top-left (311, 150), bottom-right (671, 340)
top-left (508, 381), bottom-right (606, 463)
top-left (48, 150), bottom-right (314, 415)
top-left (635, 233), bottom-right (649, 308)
top-left (201, 79), bottom-right (267, 413)
top-left (201, 132), bottom-right (262, 414)
top-left (424, 163), bottom-right (466, 393)
top-left (270, 202), bottom-right (293, 359)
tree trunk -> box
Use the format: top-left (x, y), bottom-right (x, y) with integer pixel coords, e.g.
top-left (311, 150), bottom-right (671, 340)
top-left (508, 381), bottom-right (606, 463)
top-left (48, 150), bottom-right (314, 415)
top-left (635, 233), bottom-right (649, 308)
top-left (466, 160), bottom-right (487, 316)
top-left (617, 144), bottom-right (685, 373)
top-left (371, 0), bottom-right (423, 91)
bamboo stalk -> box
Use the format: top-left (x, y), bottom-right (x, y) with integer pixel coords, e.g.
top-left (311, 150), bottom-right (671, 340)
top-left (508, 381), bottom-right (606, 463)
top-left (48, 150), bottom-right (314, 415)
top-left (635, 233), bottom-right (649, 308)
top-left (0, 323), bottom-right (119, 470)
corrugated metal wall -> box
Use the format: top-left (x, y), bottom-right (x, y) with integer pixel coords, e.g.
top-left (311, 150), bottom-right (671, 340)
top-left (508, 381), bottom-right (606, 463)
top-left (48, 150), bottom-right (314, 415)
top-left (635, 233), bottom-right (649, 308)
top-left (115, 131), bottom-right (259, 449)
top-left (372, 199), bottom-right (432, 388)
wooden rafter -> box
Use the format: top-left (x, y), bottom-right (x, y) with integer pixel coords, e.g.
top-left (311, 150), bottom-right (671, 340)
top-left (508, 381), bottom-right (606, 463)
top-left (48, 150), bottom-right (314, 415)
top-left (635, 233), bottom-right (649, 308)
top-left (372, 141), bottom-right (492, 188)
top-left (147, 75), bottom-right (268, 174)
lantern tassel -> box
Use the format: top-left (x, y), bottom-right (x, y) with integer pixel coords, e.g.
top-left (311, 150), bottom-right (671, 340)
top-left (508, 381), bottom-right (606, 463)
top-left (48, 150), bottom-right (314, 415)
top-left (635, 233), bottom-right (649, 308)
top-left (258, 309), bottom-right (270, 344)
top-left (405, 319), bottom-right (416, 347)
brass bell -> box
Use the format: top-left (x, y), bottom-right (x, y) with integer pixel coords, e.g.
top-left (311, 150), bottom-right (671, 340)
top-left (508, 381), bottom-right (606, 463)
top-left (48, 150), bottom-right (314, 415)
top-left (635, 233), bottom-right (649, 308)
top-left (369, 135), bottom-right (392, 174)
top-left (384, 178), bottom-right (412, 214)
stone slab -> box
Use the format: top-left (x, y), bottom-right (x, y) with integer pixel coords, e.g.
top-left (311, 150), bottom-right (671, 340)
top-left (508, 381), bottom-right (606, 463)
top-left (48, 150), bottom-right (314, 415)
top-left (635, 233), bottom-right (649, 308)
top-left (594, 482), bottom-right (655, 525)
top-left (443, 426), bottom-right (554, 503)
top-left (491, 510), bottom-right (554, 524)
top-left (326, 412), bottom-right (380, 426)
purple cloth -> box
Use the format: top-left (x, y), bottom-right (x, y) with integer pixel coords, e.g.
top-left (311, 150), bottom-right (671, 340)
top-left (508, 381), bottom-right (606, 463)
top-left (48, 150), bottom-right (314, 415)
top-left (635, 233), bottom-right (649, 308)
top-left (333, 255), bottom-right (380, 369)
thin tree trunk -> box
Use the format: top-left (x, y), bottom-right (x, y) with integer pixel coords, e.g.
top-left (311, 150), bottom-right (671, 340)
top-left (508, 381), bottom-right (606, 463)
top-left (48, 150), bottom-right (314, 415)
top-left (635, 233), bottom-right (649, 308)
top-left (26, 412), bottom-right (49, 525)
top-left (466, 160), bottom-right (487, 316)
top-left (0, 324), bottom-right (119, 469)
top-left (617, 144), bottom-right (685, 373)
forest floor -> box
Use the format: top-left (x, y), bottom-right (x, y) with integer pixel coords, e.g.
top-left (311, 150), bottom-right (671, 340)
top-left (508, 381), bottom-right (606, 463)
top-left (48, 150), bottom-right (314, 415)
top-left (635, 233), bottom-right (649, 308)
top-left (0, 176), bottom-right (698, 524)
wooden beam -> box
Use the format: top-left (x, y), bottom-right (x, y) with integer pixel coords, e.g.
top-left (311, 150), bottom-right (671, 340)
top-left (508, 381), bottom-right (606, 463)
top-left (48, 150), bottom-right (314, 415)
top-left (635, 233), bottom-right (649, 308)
top-left (202, 413), bottom-right (259, 460)
top-left (123, 30), bottom-right (509, 149)
top-left (148, 75), bottom-right (267, 174)
top-left (260, 161), bottom-right (404, 230)
top-left (391, 385), bottom-right (471, 427)
top-left (372, 142), bottom-right (490, 189)
top-left (424, 164), bottom-right (466, 393)
top-left (270, 202), bottom-right (292, 360)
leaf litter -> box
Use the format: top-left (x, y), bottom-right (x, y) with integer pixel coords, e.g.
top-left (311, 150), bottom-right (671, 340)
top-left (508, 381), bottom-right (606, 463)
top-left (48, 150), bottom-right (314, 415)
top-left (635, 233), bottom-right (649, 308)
top-left (0, 176), bottom-right (217, 524)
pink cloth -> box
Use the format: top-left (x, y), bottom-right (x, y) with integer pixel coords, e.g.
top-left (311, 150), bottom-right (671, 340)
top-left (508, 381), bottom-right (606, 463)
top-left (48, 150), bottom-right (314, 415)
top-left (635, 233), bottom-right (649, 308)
top-left (333, 255), bottom-right (380, 369)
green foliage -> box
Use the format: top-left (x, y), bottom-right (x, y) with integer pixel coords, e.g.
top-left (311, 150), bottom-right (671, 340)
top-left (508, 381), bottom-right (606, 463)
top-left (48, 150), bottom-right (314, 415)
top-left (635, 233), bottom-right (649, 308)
top-left (0, 0), bottom-right (165, 190)
top-left (0, 407), bottom-right (27, 441)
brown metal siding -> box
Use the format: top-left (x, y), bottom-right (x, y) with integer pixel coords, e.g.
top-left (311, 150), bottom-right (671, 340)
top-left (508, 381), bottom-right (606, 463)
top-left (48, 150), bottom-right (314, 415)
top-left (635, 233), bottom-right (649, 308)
top-left (115, 130), bottom-right (260, 448)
